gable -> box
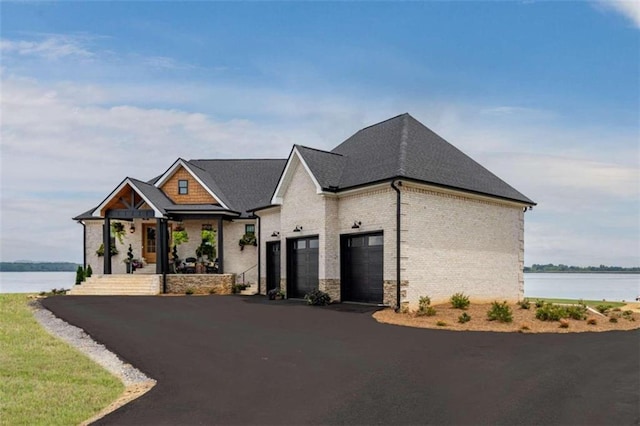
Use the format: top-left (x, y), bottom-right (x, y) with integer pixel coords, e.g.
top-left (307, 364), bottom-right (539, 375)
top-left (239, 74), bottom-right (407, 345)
top-left (159, 165), bottom-right (222, 205)
top-left (93, 178), bottom-right (165, 218)
top-left (271, 147), bottom-right (323, 205)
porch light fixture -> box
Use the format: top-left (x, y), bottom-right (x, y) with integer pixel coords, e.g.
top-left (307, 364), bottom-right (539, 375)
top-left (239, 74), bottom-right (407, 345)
top-left (271, 231), bottom-right (280, 237)
top-left (351, 221), bottom-right (361, 229)
top-left (129, 223), bottom-right (136, 233)
top-left (293, 226), bottom-right (303, 232)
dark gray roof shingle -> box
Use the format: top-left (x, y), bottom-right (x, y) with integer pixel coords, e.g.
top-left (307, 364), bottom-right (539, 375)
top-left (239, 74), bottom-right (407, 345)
top-left (294, 145), bottom-right (346, 189)
top-left (188, 159), bottom-right (287, 217)
top-left (331, 113), bottom-right (534, 204)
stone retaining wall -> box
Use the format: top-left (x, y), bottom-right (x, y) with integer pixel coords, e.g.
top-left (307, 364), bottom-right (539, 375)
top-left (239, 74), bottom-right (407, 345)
top-left (165, 274), bottom-right (235, 295)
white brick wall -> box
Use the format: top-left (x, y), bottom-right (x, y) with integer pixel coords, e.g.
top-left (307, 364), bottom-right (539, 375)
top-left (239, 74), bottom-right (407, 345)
top-left (223, 219), bottom-right (257, 284)
top-left (402, 183), bottom-right (524, 307)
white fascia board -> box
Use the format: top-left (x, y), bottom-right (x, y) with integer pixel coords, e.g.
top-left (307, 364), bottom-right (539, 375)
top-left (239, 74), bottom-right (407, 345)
top-left (271, 147), bottom-right (323, 204)
top-left (92, 178), bottom-right (165, 218)
top-left (153, 158), bottom-right (230, 210)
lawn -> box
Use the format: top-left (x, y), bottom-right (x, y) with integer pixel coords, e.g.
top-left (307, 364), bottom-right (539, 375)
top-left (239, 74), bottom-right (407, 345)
top-left (530, 297), bottom-right (626, 308)
top-left (0, 294), bottom-right (123, 426)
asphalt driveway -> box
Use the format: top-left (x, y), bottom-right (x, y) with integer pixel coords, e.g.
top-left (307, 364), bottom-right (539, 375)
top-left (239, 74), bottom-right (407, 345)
top-left (42, 296), bottom-right (639, 425)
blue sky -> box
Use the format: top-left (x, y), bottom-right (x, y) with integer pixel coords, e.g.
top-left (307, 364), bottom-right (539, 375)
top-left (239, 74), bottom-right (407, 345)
top-left (1, 1), bottom-right (638, 266)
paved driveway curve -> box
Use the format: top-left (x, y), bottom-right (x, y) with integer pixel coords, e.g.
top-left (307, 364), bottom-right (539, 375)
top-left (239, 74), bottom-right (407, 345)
top-left (42, 296), bottom-right (639, 425)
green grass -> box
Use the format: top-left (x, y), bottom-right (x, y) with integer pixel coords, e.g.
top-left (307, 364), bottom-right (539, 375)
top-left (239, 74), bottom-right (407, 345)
top-left (0, 294), bottom-right (124, 426)
top-left (530, 297), bottom-right (626, 308)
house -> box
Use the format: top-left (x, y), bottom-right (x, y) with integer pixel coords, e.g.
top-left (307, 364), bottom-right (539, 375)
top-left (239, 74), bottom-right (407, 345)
top-left (74, 113), bottom-right (535, 308)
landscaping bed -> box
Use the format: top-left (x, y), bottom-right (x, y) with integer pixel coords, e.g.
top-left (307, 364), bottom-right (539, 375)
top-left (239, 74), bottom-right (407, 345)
top-left (374, 298), bottom-right (640, 333)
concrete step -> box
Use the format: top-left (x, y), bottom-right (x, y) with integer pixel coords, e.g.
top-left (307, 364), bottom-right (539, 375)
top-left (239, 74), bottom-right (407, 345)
top-left (69, 274), bottom-right (160, 296)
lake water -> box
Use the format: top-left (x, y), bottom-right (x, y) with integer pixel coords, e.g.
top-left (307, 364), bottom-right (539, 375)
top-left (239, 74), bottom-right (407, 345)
top-left (0, 272), bottom-right (638, 301)
top-left (0, 272), bottom-right (76, 294)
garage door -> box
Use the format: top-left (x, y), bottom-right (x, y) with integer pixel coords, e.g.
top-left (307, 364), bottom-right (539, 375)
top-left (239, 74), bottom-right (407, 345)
top-left (287, 237), bottom-right (319, 299)
top-left (341, 232), bottom-right (383, 304)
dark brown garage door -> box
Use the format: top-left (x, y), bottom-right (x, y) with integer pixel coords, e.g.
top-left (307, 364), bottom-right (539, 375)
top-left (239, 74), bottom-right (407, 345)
top-left (287, 236), bottom-right (319, 299)
top-left (341, 232), bottom-right (383, 304)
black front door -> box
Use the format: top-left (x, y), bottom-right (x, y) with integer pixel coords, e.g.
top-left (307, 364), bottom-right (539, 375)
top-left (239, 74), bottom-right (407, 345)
top-left (341, 232), bottom-right (384, 304)
top-left (287, 237), bottom-right (319, 299)
top-left (266, 241), bottom-right (281, 292)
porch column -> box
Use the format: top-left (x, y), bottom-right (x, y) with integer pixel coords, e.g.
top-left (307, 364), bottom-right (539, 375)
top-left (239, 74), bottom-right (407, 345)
top-left (217, 218), bottom-right (224, 273)
top-left (156, 218), bottom-right (167, 274)
top-left (103, 217), bottom-right (112, 274)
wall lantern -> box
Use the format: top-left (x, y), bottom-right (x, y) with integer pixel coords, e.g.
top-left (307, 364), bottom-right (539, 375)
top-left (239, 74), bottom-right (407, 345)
top-left (129, 223), bottom-right (136, 233)
top-left (271, 231), bottom-right (280, 237)
top-left (293, 226), bottom-right (303, 232)
top-left (351, 221), bottom-right (361, 229)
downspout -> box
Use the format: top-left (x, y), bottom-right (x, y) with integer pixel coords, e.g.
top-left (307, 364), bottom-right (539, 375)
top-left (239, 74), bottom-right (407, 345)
top-left (254, 213), bottom-right (262, 295)
top-left (162, 219), bottom-right (168, 294)
top-left (390, 179), bottom-right (402, 312)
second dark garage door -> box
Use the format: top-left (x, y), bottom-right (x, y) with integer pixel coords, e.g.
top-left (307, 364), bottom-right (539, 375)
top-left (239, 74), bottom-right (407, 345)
top-left (287, 236), bottom-right (319, 299)
top-left (341, 232), bottom-right (384, 304)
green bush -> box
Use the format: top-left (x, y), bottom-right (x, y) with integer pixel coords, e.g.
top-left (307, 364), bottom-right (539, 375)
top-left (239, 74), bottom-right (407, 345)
top-left (416, 296), bottom-right (436, 317)
top-left (622, 310), bottom-right (635, 321)
top-left (232, 283), bottom-right (249, 294)
top-left (436, 321), bottom-right (447, 327)
top-left (487, 301), bottom-right (513, 323)
top-left (185, 288), bottom-right (194, 295)
top-left (596, 304), bottom-right (612, 314)
top-left (536, 303), bottom-right (587, 321)
top-left (518, 299), bottom-right (531, 310)
top-left (609, 316), bottom-right (618, 323)
top-left (450, 292), bottom-right (470, 309)
top-left (458, 312), bottom-right (471, 324)
top-left (75, 266), bottom-right (85, 285)
top-left (304, 289), bottom-right (331, 306)
top-left (85, 265), bottom-right (92, 278)
top-left (535, 299), bottom-right (545, 308)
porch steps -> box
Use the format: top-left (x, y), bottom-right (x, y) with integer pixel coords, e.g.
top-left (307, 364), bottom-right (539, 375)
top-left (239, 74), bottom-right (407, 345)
top-left (68, 274), bottom-right (161, 296)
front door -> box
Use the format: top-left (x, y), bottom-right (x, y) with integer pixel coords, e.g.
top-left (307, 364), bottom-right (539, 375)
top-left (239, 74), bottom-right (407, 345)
top-left (266, 241), bottom-right (281, 292)
top-left (142, 224), bottom-right (157, 264)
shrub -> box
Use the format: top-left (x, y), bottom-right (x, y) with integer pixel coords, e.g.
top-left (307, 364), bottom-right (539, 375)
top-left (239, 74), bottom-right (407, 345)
top-left (185, 288), bottom-right (194, 295)
top-left (458, 312), bottom-right (471, 324)
top-left (520, 325), bottom-right (530, 331)
top-left (612, 307), bottom-right (622, 312)
top-left (565, 304), bottom-right (587, 320)
top-left (436, 321), bottom-right (447, 327)
top-left (596, 304), bottom-right (612, 314)
top-left (399, 303), bottom-right (410, 314)
top-left (208, 288), bottom-right (217, 295)
top-left (559, 319), bottom-right (569, 328)
top-left (587, 318), bottom-right (597, 325)
top-left (85, 265), bottom-right (93, 278)
top-left (535, 299), bottom-right (545, 308)
top-left (609, 316), bottom-right (618, 323)
top-left (535, 303), bottom-right (564, 321)
top-left (622, 310), bottom-right (635, 321)
top-left (536, 303), bottom-right (587, 321)
top-left (518, 299), bottom-right (531, 310)
top-left (75, 266), bottom-right (85, 285)
top-left (304, 289), bottom-right (331, 306)
top-left (487, 301), bottom-right (513, 323)
top-left (450, 292), bottom-right (470, 310)
top-left (232, 283), bottom-right (249, 294)
top-left (416, 296), bottom-right (436, 317)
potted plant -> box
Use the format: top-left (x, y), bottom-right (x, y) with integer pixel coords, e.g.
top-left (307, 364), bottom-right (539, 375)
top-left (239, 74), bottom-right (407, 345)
top-left (124, 244), bottom-right (134, 273)
top-left (96, 243), bottom-right (118, 257)
top-left (112, 222), bottom-right (126, 244)
top-left (238, 233), bottom-right (257, 251)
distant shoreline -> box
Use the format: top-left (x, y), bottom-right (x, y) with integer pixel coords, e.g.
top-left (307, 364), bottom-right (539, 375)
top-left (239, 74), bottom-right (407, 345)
top-left (0, 262), bottom-right (79, 272)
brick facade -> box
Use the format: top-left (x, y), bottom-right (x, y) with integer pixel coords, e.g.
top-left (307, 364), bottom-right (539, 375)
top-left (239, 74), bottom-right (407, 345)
top-left (258, 164), bottom-right (526, 309)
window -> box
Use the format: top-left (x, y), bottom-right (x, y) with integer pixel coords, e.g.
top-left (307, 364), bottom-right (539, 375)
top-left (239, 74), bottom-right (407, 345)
top-left (245, 224), bottom-right (255, 235)
top-left (178, 180), bottom-right (188, 195)
top-left (368, 235), bottom-right (384, 246)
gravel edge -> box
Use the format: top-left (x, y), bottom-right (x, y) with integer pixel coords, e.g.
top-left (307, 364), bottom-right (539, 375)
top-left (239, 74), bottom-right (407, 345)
top-left (29, 298), bottom-right (155, 387)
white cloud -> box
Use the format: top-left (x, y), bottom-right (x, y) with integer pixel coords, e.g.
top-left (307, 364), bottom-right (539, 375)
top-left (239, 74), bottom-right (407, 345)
top-left (594, 0), bottom-right (640, 28)
top-left (0, 35), bottom-right (95, 60)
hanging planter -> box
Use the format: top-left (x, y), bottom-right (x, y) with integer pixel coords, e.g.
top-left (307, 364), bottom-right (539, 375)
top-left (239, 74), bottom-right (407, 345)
top-left (238, 233), bottom-right (257, 251)
top-left (172, 223), bottom-right (189, 246)
top-left (111, 222), bottom-right (126, 244)
top-left (96, 243), bottom-right (118, 257)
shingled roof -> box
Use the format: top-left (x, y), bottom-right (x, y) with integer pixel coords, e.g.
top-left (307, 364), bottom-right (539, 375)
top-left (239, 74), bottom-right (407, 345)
top-left (75, 113), bottom-right (533, 221)
top-left (327, 113), bottom-right (534, 204)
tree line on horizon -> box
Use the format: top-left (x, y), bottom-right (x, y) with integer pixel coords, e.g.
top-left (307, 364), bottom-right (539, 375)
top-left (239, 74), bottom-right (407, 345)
top-left (0, 262), bottom-right (80, 272)
top-left (525, 264), bottom-right (640, 273)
